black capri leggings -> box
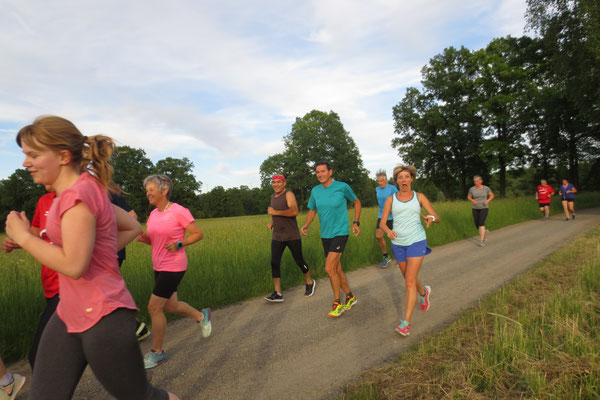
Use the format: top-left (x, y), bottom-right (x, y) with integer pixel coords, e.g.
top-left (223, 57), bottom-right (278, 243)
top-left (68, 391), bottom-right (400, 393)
top-left (29, 308), bottom-right (168, 400)
top-left (271, 239), bottom-right (309, 279)
top-left (28, 294), bottom-right (59, 370)
top-left (472, 208), bottom-right (489, 229)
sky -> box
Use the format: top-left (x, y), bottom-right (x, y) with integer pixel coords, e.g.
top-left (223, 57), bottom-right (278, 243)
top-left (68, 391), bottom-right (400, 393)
top-left (0, 0), bottom-right (528, 191)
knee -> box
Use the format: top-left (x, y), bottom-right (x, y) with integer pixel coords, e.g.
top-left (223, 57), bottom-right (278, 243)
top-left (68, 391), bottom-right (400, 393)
top-left (405, 277), bottom-right (417, 289)
top-left (164, 302), bottom-right (178, 314)
top-left (148, 302), bottom-right (164, 316)
top-left (325, 264), bottom-right (336, 276)
top-left (375, 231), bottom-right (384, 239)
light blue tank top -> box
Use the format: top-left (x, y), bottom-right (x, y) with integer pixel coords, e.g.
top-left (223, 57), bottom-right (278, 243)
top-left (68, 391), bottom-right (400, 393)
top-left (391, 191), bottom-right (426, 246)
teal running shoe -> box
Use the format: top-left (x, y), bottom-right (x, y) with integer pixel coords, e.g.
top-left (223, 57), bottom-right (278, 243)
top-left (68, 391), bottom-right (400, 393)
top-left (380, 254), bottom-right (391, 268)
top-left (395, 321), bottom-right (410, 336)
top-left (200, 308), bottom-right (212, 338)
top-left (144, 350), bottom-right (166, 369)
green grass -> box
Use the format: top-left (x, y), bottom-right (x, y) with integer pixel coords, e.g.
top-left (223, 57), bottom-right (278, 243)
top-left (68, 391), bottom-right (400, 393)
top-left (1, 193), bottom-right (599, 363)
top-left (339, 226), bottom-right (600, 400)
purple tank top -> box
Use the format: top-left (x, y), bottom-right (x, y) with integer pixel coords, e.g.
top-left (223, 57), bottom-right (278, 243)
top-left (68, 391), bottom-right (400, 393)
top-left (271, 190), bottom-right (301, 241)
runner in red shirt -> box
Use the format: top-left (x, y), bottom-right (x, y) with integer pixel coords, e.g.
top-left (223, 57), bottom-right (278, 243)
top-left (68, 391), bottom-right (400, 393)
top-left (2, 188), bottom-right (59, 370)
top-left (535, 179), bottom-right (555, 220)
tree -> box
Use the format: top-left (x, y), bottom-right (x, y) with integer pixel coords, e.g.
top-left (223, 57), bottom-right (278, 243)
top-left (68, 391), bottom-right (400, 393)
top-left (154, 157), bottom-right (202, 216)
top-left (0, 169), bottom-right (46, 224)
top-left (260, 110), bottom-right (371, 207)
top-left (111, 146), bottom-right (155, 219)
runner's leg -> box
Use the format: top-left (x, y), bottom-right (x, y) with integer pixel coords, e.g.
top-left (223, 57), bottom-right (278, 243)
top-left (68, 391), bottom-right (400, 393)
top-left (271, 240), bottom-right (286, 292)
top-left (403, 256), bottom-right (425, 323)
top-left (287, 239), bottom-right (312, 284)
top-left (562, 200), bottom-right (570, 218)
top-left (148, 295), bottom-right (169, 353)
top-left (325, 252), bottom-right (344, 300)
top-left (375, 228), bottom-right (386, 254)
top-left (396, 261), bottom-right (426, 299)
top-left (28, 293), bottom-right (59, 370)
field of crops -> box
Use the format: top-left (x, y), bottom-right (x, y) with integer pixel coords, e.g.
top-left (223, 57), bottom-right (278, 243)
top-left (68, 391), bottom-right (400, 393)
top-left (1, 193), bottom-right (599, 362)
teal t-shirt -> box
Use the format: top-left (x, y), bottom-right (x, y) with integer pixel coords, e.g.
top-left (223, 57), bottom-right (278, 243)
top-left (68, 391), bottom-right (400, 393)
top-left (308, 180), bottom-right (357, 239)
top-left (376, 184), bottom-right (398, 219)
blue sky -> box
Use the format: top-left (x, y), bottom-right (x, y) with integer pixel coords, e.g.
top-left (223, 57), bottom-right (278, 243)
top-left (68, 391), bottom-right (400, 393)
top-left (0, 0), bottom-right (527, 191)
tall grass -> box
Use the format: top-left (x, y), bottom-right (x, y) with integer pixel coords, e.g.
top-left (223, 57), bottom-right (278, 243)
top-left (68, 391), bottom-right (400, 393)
top-left (1, 193), bottom-right (599, 363)
top-left (340, 226), bottom-right (600, 399)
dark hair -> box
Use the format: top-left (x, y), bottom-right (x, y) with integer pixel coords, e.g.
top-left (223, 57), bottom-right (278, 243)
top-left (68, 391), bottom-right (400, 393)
top-left (315, 161), bottom-right (331, 170)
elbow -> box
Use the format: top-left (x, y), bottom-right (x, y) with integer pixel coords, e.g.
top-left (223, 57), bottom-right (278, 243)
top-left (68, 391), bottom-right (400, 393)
top-left (67, 265), bottom-right (88, 280)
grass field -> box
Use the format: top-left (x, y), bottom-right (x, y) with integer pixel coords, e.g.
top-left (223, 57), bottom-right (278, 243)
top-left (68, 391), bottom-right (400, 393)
top-left (339, 227), bottom-right (600, 399)
top-left (1, 193), bottom-right (599, 363)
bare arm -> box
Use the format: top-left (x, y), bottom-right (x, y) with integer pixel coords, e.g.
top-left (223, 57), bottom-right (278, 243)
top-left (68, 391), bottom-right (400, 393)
top-left (164, 221), bottom-right (203, 252)
top-left (114, 205), bottom-right (142, 251)
top-left (301, 209), bottom-right (317, 236)
top-left (379, 196), bottom-right (396, 240)
top-left (352, 198), bottom-right (361, 237)
top-left (418, 192), bottom-right (440, 228)
top-left (484, 191), bottom-right (495, 206)
top-left (127, 209), bottom-right (138, 220)
top-left (467, 192), bottom-right (477, 205)
top-left (6, 203), bottom-right (96, 279)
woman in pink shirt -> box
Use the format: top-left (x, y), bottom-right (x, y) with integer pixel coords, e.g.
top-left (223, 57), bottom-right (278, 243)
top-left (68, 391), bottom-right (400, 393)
top-left (5, 116), bottom-right (177, 400)
top-left (137, 174), bottom-right (211, 369)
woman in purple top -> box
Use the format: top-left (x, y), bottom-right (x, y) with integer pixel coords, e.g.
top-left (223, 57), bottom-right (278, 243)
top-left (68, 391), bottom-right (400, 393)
top-left (559, 179), bottom-right (577, 221)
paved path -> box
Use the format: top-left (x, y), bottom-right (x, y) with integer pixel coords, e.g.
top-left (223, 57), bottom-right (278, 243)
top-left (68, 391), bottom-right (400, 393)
top-left (12, 209), bottom-right (600, 399)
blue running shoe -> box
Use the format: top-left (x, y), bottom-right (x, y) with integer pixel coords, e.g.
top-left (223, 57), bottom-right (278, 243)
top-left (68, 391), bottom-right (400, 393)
top-left (144, 350), bottom-right (166, 369)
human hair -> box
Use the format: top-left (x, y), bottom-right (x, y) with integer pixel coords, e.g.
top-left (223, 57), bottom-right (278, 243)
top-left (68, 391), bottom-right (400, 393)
top-left (143, 174), bottom-right (173, 200)
top-left (375, 170), bottom-right (387, 179)
top-left (473, 175), bottom-right (482, 180)
top-left (16, 115), bottom-right (116, 191)
top-left (540, 179), bottom-right (547, 184)
top-left (393, 165), bottom-right (417, 182)
top-left (315, 161), bottom-right (331, 170)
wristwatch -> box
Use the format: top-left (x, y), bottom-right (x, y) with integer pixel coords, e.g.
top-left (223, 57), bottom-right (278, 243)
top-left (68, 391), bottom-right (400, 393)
top-left (353, 221), bottom-right (360, 226)
top-left (177, 241), bottom-right (183, 249)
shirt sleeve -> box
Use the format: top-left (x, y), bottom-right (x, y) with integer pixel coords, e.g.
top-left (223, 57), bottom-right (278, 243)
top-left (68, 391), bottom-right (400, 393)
top-left (343, 183), bottom-right (357, 202)
top-left (31, 198), bottom-right (43, 229)
top-left (175, 206), bottom-right (195, 228)
top-left (391, 186), bottom-right (398, 194)
top-left (307, 190), bottom-right (316, 210)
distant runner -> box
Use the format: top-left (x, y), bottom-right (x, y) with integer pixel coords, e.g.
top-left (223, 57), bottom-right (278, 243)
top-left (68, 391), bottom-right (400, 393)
top-left (535, 179), bottom-right (554, 220)
top-left (375, 171), bottom-right (397, 268)
top-left (467, 175), bottom-right (494, 247)
top-left (265, 174), bottom-right (315, 302)
top-left (301, 162), bottom-right (361, 318)
top-left (559, 179), bottom-right (577, 221)
top-left (380, 165), bottom-right (439, 337)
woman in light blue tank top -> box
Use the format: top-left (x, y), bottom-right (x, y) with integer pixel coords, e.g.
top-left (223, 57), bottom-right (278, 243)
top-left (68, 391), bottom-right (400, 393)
top-left (379, 165), bottom-right (440, 337)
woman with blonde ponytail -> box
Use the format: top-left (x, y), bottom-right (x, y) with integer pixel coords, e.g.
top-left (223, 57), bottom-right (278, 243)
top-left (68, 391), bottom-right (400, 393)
top-left (5, 116), bottom-right (177, 400)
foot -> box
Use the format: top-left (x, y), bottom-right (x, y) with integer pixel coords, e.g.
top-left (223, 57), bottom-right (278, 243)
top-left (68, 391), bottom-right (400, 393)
top-left (144, 350), bottom-right (166, 369)
top-left (264, 291), bottom-right (284, 303)
top-left (1, 374), bottom-right (25, 400)
top-left (395, 321), bottom-right (410, 336)
top-left (328, 301), bottom-right (345, 318)
top-left (200, 308), bottom-right (212, 338)
top-left (565, 217), bottom-right (570, 221)
top-left (479, 241), bottom-right (485, 247)
top-left (343, 294), bottom-right (357, 311)
top-left (136, 321), bottom-right (151, 342)
top-left (305, 280), bottom-right (316, 297)
top-left (572, 214), bottom-right (576, 219)
top-left (380, 254), bottom-right (391, 268)
top-left (419, 285), bottom-right (431, 312)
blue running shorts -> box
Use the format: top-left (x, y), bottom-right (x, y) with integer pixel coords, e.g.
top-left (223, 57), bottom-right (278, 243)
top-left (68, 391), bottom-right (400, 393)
top-left (391, 239), bottom-right (431, 262)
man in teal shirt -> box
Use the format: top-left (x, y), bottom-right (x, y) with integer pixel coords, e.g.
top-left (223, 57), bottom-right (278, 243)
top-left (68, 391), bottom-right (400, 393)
top-left (301, 161), bottom-right (361, 317)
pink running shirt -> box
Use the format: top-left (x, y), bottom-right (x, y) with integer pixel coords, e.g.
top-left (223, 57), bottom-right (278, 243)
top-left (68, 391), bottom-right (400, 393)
top-left (146, 203), bottom-right (195, 272)
top-left (46, 173), bottom-right (137, 333)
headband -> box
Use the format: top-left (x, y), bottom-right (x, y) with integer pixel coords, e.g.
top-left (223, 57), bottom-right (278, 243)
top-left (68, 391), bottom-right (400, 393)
top-left (272, 174), bottom-right (286, 182)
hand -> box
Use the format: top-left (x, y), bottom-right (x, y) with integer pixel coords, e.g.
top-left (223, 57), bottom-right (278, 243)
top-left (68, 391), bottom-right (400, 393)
top-left (165, 242), bottom-right (178, 252)
top-left (267, 222), bottom-right (273, 230)
top-left (352, 224), bottom-right (360, 237)
top-left (424, 216), bottom-right (434, 228)
top-left (301, 225), bottom-right (309, 236)
top-left (5, 211), bottom-right (32, 244)
top-left (472, 200), bottom-right (478, 205)
top-left (2, 237), bottom-right (20, 253)
top-left (483, 201), bottom-right (489, 206)
top-left (386, 230), bottom-right (397, 240)
top-left (136, 232), bottom-right (151, 244)
top-left (267, 207), bottom-right (277, 216)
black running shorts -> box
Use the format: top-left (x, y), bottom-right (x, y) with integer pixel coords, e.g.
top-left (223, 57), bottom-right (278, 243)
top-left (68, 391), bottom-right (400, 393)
top-left (153, 270), bottom-right (186, 299)
top-left (321, 235), bottom-right (349, 258)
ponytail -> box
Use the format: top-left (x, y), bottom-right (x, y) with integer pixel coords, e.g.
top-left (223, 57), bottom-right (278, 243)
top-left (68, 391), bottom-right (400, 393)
top-left (81, 135), bottom-right (117, 191)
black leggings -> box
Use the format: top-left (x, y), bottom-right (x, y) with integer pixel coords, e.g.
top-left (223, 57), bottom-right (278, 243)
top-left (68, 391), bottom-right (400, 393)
top-left (29, 308), bottom-right (168, 400)
top-left (472, 208), bottom-right (489, 229)
top-left (271, 239), bottom-right (309, 279)
top-left (28, 294), bottom-right (59, 370)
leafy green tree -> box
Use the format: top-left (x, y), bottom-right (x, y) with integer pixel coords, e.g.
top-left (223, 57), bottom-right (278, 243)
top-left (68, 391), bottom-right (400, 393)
top-left (154, 157), bottom-right (202, 216)
top-left (260, 110), bottom-right (371, 207)
top-left (0, 169), bottom-right (46, 225)
top-left (111, 146), bottom-right (155, 219)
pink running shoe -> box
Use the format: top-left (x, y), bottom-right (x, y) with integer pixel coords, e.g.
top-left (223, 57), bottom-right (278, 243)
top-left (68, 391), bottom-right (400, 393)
top-left (395, 321), bottom-right (410, 336)
top-left (420, 285), bottom-right (431, 312)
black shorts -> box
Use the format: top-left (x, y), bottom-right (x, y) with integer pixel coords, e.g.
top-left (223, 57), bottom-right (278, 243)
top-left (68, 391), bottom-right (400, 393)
top-left (562, 198), bottom-right (574, 203)
top-left (376, 218), bottom-right (394, 231)
top-left (472, 208), bottom-right (489, 229)
top-left (153, 270), bottom-right (186, 299)
top-left (321, 235), bottom-right (348, 258)
top-left (538, 203), bottom-right (550, 208)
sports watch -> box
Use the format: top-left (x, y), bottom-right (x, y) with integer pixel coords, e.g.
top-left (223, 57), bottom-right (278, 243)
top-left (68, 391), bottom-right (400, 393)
top-left (177, 241), bottom-right (183, 249)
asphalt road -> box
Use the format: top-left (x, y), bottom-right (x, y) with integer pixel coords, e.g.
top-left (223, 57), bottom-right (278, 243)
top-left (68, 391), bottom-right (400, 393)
top-left (11, 208), bottom-right (600, 399)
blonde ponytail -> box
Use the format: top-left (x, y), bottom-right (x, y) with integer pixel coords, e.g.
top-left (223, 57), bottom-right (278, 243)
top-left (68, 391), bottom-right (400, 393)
top-left (81, 135), bottom-right (116, 191)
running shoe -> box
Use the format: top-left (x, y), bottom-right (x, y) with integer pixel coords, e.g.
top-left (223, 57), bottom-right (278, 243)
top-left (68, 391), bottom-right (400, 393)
top-left (1, 374), bottom-right (25, 400)
top-left (328, 302), bottom-right (345, 318)
top-left (144, 350), bottom-right (166, 369)
top-left (264, 292), bottom-right (284, 303)
top-left (136, 320), bottom-right (151, 342)
top-left (419, 286), bottom-right (431, 312)
top-left (565, 218), bottom-right (570, 221)
top-left (200, 308), bottom-right (212, 338)
top-left (479, 241), bottom-right (485, 247)
top-left (395, 321), bottom-right (410, 336)
top-left (572, 214), bottom-right (576, 220)
top-left (380, 254), bottom-right (391, 268)
top-left (305, 280), bottom-right (316, 297)
top-left (344, 295), bottom-right (357, 310)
